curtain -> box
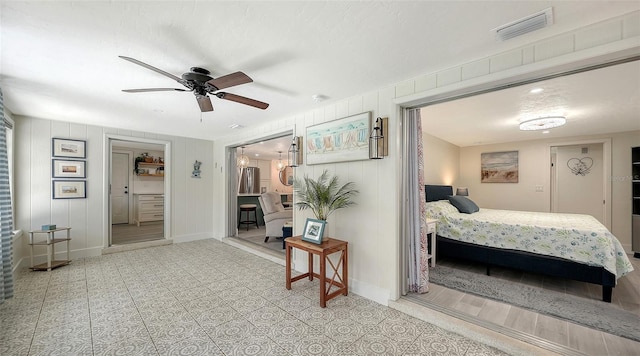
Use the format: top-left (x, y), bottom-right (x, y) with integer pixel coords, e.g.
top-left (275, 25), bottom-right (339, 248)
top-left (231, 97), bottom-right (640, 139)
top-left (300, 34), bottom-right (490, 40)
top-left (0, 87), bottom-right (14, 303)
top-left (406, 108), bottom-right (429, 293)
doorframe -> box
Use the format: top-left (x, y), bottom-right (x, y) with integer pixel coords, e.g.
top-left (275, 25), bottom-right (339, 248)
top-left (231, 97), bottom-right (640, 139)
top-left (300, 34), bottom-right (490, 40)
top-left (103, 134), bottom-right (172, 247)
top-left (224, 130), bottom-right (294, 238)
top-left (549, 138), bottom-right (611, 228)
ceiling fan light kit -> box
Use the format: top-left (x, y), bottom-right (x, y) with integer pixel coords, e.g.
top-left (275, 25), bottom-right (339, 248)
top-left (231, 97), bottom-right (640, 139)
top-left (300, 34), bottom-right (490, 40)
top-left (519, 116), bottom-right (566, 131)
top-left (119, 56), bottom-right (269, 113)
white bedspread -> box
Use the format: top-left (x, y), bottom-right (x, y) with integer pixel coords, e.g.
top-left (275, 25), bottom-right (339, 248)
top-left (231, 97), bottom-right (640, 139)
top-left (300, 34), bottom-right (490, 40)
top-left (425, 200), bottom-right (634, 280)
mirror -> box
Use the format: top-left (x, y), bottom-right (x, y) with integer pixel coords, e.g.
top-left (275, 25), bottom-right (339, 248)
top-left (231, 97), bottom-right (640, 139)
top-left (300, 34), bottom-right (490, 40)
top-left (279, 166), bottom-right (294, 186)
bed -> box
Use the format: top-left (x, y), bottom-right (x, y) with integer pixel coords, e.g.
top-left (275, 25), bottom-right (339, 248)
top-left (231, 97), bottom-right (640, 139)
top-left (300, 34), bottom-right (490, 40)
top-left (424, 185), bottom-right (634, 302)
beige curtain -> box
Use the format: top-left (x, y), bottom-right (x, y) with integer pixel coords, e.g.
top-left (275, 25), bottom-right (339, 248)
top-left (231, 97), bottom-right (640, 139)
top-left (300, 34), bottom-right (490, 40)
top-left (405, 108), bottom-right (429, 293)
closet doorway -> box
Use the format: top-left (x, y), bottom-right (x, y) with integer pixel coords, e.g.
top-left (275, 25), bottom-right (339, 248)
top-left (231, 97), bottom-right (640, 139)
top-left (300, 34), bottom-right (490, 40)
top-left (108, 136), bottom-right (170, 246)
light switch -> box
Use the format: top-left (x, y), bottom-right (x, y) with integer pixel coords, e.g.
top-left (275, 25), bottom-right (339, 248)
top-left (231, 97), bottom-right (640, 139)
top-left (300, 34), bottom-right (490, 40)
top-left (535, 185), bottom-right (544, 192)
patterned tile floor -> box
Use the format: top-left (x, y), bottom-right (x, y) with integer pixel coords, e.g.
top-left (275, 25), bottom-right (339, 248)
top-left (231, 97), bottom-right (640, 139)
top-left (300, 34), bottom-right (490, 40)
top-left (1, 239), bottom-right (507, 355)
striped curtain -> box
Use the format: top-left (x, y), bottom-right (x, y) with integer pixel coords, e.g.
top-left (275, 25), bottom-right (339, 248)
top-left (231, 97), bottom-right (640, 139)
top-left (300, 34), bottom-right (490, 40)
top-left (0, 87), bottom-right (14, 303)
top-left (406, 108), bottom-right (429, 293)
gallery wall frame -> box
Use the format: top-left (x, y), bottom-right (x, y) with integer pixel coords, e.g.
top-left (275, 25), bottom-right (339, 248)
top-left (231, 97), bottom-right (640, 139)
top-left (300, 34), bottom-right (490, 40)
top-left (306, 112), bottom-right (371, 165)
top-left (53, 180), bottom-right (87, 199)
top-left (481, 151), bottom-right (519, 183)
top-left (52, 138), bottom-right (86, 159)
top-left (52, 159), bottom-right (86, 179)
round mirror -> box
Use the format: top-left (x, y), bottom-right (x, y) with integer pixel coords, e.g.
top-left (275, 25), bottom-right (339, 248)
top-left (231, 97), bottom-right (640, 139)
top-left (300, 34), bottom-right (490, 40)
top-left (279, 166), bottom-right (294, 186)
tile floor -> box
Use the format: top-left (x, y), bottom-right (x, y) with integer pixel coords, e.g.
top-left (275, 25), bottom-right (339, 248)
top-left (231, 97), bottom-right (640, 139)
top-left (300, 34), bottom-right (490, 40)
top-left (1, 239), bottom-right (507, 356)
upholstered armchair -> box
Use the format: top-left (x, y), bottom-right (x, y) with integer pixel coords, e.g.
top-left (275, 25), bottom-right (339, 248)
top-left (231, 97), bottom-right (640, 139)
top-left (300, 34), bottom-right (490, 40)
top-left (258, 192), bottom-right (293, 242)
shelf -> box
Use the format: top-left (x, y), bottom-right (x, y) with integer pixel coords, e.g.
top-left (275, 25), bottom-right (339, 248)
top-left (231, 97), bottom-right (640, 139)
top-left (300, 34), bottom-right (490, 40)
top-left (138, 162), bottom-right (164, 167)
top-left (29, 238), bottom-right (71, 246)
top-left (137, 174), bottom-right (164, 177)
top-left (31, 260), bottom-right (70, 271)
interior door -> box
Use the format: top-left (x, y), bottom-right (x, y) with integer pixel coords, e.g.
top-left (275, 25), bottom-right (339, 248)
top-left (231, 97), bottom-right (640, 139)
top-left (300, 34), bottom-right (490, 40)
top-left (112, 152), bottom-right (130, 224)
top-left (552, 143), bottom-right (605, 224)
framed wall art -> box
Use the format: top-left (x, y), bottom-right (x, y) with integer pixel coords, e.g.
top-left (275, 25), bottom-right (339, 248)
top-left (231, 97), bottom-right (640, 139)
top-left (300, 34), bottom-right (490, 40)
top-left (481, 151), bottom-right (519, 183)
top-left (306, 112), bottom-right (370, 165)
top-left (302, 218), bottom-right (326, 244)
top-left (52, 138), bottom-right (86, 159)
top-left (52, 159), bottom-right (86, 178)
top-left (52, 180), bottom-right (86, 199)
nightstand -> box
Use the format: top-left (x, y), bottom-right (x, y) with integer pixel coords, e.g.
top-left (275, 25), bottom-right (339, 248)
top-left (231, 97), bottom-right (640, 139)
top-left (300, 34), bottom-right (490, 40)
top-left (426, 219), bottom-right (437, 267)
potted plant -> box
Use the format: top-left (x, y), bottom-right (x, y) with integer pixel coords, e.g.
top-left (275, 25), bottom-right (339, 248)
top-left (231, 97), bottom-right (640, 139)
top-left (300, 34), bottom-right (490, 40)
top-left (293, 169), bottom-right (358, 221)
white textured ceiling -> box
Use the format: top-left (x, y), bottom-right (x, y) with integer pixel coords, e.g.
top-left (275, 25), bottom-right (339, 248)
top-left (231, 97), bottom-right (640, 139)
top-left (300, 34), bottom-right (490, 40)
top-left (421, 60), bottom-right (640, 147)
top-left (1, 1), bottom-right (639, 143)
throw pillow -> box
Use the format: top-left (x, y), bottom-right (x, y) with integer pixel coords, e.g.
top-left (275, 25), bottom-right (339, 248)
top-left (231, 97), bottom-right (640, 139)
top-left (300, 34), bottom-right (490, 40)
top-left (448, 195), bottom-right (479, 214)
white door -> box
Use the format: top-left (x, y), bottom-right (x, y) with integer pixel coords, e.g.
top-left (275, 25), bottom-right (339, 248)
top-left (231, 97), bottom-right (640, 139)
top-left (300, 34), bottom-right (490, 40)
top-left (112, 152), bottom-right (130, 224)
top-left (552, 143), bottom-right (605, 223)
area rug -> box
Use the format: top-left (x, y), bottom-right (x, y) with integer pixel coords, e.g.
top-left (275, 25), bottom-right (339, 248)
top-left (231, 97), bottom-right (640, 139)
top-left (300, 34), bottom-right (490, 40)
top-left (429, 265), bottom-right (640, 342)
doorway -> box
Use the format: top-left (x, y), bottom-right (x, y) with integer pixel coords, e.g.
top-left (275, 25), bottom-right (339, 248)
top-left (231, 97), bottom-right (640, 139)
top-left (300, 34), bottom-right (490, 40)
top-left (226, 132), bottom-right (294, 254)
top-left (108, 136), bottom-right (169, 246)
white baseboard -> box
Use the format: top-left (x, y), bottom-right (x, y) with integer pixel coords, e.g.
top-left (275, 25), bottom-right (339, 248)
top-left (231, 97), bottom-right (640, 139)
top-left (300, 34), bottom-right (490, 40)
top-left (348, 278), bottom-right (391, 306)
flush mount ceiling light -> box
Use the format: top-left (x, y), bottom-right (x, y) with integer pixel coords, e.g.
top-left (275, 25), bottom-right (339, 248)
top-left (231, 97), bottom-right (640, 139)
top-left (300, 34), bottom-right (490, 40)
top-left (519, 116), bottom-right (566, 131)
top-left (492, 7), bottom-right (554, 41)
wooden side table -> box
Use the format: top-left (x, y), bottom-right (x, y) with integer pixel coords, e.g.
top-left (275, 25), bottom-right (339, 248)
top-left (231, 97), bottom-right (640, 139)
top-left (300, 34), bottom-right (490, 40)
top-left (285, 235), bottom-right (348, 308)
top-left (29, 227), bottom-right (71, 271)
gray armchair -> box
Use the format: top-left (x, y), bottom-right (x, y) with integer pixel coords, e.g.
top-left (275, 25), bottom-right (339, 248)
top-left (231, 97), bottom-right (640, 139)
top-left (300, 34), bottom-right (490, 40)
top-left (258, 192), bottom-right (293, 242)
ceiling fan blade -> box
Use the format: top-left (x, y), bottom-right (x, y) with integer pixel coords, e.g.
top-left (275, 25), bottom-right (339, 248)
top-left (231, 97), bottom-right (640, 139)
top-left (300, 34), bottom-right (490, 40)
top-left (122, 88), bottom-right (188, 93)
top-left (196, 95), bottom-right (214, 112)
top-left (119, 56), bottom-right (182, 82)
top-left (206, 71), bottom-right (252, 90)
top-left (216, 92), bottom-right (269, 110)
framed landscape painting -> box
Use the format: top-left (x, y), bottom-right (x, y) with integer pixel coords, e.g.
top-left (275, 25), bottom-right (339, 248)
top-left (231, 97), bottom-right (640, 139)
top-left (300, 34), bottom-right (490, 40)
top-left (53, 180), bottom-right (86, 199)
top-left (481, 151), bottom-right (519, 183)
top-left (52, 138), bottom-right (86, 159)
top-left (52, 159), bottom-right (86, 178)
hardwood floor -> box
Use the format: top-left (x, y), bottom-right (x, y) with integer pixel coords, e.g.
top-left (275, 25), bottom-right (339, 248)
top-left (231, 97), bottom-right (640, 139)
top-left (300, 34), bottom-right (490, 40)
top-left (410, 256), bottom-right (640, 355)
top-left (111, 222), bottom-right (164, 245)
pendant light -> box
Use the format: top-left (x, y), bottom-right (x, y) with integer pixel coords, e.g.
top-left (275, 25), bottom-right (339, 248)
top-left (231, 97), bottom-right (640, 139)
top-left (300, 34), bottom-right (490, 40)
top-left (237, 147), bottom-right (249, 168)
top-left (276, 151), bottom-right (285, 171)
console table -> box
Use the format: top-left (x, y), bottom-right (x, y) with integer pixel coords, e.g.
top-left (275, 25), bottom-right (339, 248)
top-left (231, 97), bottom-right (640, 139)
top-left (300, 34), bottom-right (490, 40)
top-left (285, 235), bottom-right (348, 307)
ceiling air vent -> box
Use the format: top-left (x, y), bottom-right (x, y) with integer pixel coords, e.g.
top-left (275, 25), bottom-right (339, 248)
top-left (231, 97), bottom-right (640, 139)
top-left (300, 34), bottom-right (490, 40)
top-left (492, 7), bottom-right (554, 41)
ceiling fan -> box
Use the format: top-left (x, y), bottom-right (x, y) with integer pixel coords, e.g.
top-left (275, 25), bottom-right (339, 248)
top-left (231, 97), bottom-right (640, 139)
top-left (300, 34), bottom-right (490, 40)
top-left (119, 56), bottom-right (269, 112)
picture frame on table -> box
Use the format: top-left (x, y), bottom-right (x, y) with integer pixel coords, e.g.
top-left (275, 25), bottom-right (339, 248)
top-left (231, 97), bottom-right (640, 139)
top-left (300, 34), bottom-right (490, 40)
top-left (302, 218), bottom-right (326, 244)
top-left (52, 138), bottom-right (86, 159)
top-left (52, 159), bottom-right (86, 178)
top-left (52, 180), bottom-right (86, 199)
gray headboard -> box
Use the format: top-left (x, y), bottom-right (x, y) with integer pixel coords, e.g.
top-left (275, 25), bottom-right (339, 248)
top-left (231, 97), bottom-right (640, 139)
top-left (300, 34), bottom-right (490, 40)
top-left (425, 185), bottom-right (453, 202)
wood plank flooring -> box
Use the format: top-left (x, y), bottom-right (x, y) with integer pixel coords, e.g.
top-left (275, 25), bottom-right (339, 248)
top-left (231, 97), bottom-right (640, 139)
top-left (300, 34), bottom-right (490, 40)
top-left (412, 256), bottom-right (640, 355)
top-left (111, 222), bottom-right (164, 245)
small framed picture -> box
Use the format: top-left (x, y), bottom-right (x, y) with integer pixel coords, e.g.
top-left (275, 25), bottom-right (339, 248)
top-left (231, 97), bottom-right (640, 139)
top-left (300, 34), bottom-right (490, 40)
top-left (52, 138), bottom-right (86, 159)
top-left (52, 159), bottom-right (86, 178)
top-left (302, 218), bottom-right (326, 244)
top-left (53, 180), bottom-right (86, 199)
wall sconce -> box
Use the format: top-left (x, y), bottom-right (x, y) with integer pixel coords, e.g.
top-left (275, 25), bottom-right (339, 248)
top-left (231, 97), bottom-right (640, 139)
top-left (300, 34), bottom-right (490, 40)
top-left (369, 117), bottom-right (388, 159)
top-left (288, 136), bottom-right (303, 167)
top-left (456, 187), bottom-right (469, 196)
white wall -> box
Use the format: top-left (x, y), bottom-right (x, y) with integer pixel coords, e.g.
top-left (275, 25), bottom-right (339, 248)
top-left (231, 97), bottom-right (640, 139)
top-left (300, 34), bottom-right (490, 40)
top-left (13, 116), bottom-right (215, 268)
top-left (422, 131), bottom-right (460, 187)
